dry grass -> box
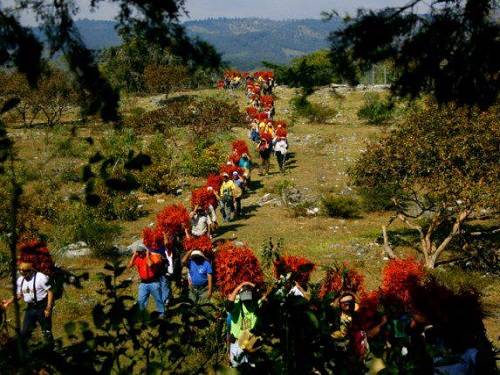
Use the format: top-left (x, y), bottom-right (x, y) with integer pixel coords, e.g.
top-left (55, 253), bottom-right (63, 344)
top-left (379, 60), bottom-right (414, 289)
top-left (1, 87), bottom-right (498, 347)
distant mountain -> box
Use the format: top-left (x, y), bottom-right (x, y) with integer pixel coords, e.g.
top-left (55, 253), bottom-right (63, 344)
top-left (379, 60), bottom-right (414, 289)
top-left (49, 18), bottom-right (340, 69)
top-left (184, 18), bottom-right (340, 69)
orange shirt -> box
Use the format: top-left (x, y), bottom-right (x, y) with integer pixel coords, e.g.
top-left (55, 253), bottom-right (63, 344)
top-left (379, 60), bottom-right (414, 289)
top-left (133, 253), bottom-right (162, 282)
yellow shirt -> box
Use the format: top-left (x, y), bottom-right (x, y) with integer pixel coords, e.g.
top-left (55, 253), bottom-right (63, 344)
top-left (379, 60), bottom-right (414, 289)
top-left (220, 180), bottom-right (236, 198)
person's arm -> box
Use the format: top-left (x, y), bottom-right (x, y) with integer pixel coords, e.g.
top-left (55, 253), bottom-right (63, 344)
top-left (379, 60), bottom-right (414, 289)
top-left (127, 251), bottom-right (137, 268)
top-left (2, 294), bottom-right (22, 309)
top-left (228, 281), bottom-right (255, 302)
top-left (181, 250), bottom-right (192, 266)
top-left (146, 250), bottom-right (152, 267)
top-left (207, 274), bottom-right (213, 299)
top-left (44, 290), bottom-right (54, 318)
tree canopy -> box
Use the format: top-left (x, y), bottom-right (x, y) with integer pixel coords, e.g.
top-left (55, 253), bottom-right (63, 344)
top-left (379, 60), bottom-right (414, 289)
top-left (329, 0), bottom-right (499, 108)
top-left (0, 0), bottom-right (221, 122)
top-left (352, 102), bottom-right (499, 267)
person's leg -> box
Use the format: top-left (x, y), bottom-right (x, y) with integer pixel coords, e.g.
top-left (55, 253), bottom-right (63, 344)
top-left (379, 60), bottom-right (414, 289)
top-left (160, 275), bottom-right (171, 307)
top-left (137, 282), bottom-right (150, 311)
top-left (188, 287), bottom-right (199, 304)
top-left (21, 307), bottom-right (38, 342)
top-left (150, 281), bottom-right (165, 317)
top-left (236, 198), bottom-right (242, 217)
top-left (37, 306), bottom-right (54, 346)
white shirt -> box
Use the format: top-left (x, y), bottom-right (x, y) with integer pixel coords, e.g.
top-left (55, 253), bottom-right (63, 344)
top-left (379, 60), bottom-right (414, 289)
top-left (191, 213), bottom-right (212, 237)
top-left (165, 251), bottom-right (174, 275)
top-left (17, 272), bottom-right (51, 303)
top-left (274, 140), bottom-right (288, 154)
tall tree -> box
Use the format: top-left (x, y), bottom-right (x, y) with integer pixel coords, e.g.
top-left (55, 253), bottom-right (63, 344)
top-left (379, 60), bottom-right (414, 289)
top-left (328, 0), bottom-right (499, 108)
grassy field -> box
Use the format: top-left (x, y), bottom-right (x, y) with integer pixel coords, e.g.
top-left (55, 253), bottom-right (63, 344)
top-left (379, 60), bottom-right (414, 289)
top-left (1, 87), bottom-right (498, 348)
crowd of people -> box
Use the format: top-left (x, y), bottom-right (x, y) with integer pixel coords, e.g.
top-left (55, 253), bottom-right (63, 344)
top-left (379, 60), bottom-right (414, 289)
top-left (1, 71), bottom-right (495, 374)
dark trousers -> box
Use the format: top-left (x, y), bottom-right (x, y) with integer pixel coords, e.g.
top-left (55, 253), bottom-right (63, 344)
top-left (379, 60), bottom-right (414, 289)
top-left (234, 197), bottom-right (242, 217)
top-left (276, 152), bottom-right (287, 171)
top-left (21, 300), bottom-right (53, 345)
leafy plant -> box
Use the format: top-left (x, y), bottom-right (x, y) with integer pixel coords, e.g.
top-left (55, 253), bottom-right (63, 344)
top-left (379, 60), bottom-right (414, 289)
top-left (357, 92), bottom-right (393, 125)
top-left (321, 194), bottom-right (361, 218)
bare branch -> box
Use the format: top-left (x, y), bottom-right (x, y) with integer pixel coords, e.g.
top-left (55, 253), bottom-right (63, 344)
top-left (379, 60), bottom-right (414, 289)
top-left (431, 210), bottom-right (471, 265)
top-left (382, 225), bottom-right (398, 259)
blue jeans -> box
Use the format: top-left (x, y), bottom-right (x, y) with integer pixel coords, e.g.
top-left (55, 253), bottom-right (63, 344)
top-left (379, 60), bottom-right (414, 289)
top-left (138, 280), bottom-right (165, 316)
top-left (160, 275), bottom-right (171, 306)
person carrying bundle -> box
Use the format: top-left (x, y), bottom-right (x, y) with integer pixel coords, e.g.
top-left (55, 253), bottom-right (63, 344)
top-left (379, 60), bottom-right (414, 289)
top-left (226, 282), bottom-right (260, 368)
top-left (220, 172), bottom-right (237, 222)
top-left (274, 136), bottom-right (288, 172)
top-left (2, 262), bottom-right (54, 347)
top-left (257, 138), bottom-right (272, 176)
top-left (182, 249), bottom-right (213, 304)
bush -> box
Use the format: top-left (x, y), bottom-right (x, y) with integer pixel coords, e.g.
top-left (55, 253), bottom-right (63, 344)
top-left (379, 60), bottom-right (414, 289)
top-left (357, 92), bottom-right (394, 125)
top-left (125, 96), bottom-right (245, 137)
top-left (181, 139), bottom-right (227, 177)
top-left (94, 188), bottom-right (144, 221)
top-left (53, 203), bottom-right (122, 257)
top-left (290, 95), bottom-right (336, 123)
top-left (321, 194), bottom-right (361, 218)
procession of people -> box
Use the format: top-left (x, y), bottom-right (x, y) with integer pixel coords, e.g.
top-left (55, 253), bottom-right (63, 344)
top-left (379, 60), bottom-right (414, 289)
top-left (1, 71), bottom-right (494, 374)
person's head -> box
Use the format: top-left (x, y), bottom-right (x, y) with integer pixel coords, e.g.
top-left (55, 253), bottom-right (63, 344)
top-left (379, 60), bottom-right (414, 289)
top-left (196, 205), bottom-right (205, 214)
top-left (232, 171), bottom-right (239, 180)
top-left (18, 262), bottom-right (34, 277)
top-left (190, 250), bottom-right (206, 265)
top-left (339, 293), bottom-right (356, 314)
top-left (222, 172), bottom-right (229, 181)
top-left (241, 153), bottom-right (248, 160)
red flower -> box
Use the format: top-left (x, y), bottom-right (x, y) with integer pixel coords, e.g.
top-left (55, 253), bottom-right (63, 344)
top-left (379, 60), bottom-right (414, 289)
top-left (319, 262), bottom-right (365, 299)
top-left (183, 235), bottom-right (214, 258)
top-left (156, 204), bottom-right (190, 237)
top-left (214, 242), bottom-right (265, 296)
top-left (381, 257), bottom-right (425, 304)
top-left (275, 128), bottom-right (288, 138)
top-left (273, 255), bottom-right (316, 285)
top-left (260, 95), bottom-right (274, 108)
top-left (274, 120), bottom-right (288, 129)
top-left (206, 174), bottom-right (223, 192)
top-left (191, 187), bottom-right (218, 210)
top-left (142, 227), bottom-right (164, 251)
top-left (259, 132), bottom-right (273, 143)
top-left (232, 139), bottom-right (250, 157)
top-left (255, 112), bottom-right (269, 122)
top-left (18, 240), bottom-right (54, 276)
top-left (246, 107), bottom-right (258, 118)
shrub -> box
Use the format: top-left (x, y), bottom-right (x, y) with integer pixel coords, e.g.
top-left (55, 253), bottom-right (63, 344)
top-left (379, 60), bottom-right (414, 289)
top-left (290, 95), bottom-right (336, 123)
top-left (357, 92), bottom-right (393, 125)
top-left (125, 96), bottom-right (245, 137)
top-left (181, 139), bottom-right (227, 177)
top-left (321, 194), bottom-right (361, 218)
top-left (94, 188), bottom-right (144, 221)
top-left (53, 203), bottom-right (122, 257)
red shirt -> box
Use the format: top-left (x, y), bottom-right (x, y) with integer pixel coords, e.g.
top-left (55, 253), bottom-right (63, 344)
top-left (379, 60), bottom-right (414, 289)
top-left (133, 254), bottom-right (161, 282)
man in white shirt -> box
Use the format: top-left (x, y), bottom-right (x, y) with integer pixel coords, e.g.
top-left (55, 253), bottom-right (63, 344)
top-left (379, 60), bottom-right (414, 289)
top-left (190, 205), bottom-right (212, 238)
top-left (274, 136), bottom-right (288, 172)
top-left (2, 262), bottom-right (54, 345)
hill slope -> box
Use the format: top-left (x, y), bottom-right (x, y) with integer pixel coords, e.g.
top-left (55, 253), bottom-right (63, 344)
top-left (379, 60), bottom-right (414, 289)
top-left (52, 18), bottom-right (340, 69)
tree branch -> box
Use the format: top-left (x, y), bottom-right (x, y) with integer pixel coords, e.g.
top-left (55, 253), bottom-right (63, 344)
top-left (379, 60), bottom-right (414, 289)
top-left (431, 209), bottom-right (471, 266)
top-left (382, 225), bottom-right (398, 259)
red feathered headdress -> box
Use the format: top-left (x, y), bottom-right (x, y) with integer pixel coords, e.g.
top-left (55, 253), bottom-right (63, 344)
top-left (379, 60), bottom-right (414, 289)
top-left (319, 262), bottom-right (365, 299)
top-left (183, 235), bottom-right (214, 258)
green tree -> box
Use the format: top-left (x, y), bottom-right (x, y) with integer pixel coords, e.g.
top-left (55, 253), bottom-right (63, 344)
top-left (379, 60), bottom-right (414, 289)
top-left (352, 102), bottom-right (499, 268)
top-left (328, 0), bottom-right (499, 108)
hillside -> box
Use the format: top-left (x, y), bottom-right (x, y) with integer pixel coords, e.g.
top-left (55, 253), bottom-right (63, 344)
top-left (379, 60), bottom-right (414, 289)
top-left (46, 18), bottom-right (339, 69)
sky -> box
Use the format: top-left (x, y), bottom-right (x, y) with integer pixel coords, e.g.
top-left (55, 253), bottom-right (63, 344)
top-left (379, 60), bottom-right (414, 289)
top-left (72, 0), bottom-right (425, 22)
top-left (5, 0), bottom-right (428, 26)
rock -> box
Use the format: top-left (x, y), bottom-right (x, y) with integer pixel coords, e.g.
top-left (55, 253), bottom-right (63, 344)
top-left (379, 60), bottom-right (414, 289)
top-left (157, 198), bottom-right (165, 203)
top-left (175, 189), bottom-right (183, 196)
top-left (306, 207), bottom-right (320, 216)
top-left (258, 193), bottom-right (274, 205)
top-left (60, 241), bottom-right (91, 257)
top-left (122, 240), bottom-right (146, 254)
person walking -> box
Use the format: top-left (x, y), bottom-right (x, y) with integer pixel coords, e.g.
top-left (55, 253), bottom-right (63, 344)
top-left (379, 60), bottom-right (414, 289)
top-left (232, 171), bottom-right (244, 218)
top-left (274, 136), bottom-right (288, 172)
top-left (2, 262), bottom-right (54, 346)
top-left (238, 153), bottom-right (253, 181)
top-left (257, 139), bottom-right (271, 175)
top-left (128, 244), bottom-right (165, 317)
top-left (220, 172), bottom-right (237, 222)
top-left (189, 205), bottom-right (212, 238)
top-left (182, 249), bottom-right (213, 304)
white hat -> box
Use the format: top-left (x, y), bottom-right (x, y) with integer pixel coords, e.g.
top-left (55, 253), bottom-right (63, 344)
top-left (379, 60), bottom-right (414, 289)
top-left (191, 250), bottom-right (206, 258)
top-left (222, 172), bottom-right (229, 177)
top-left (232, 171), bottom-right (239, 176)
